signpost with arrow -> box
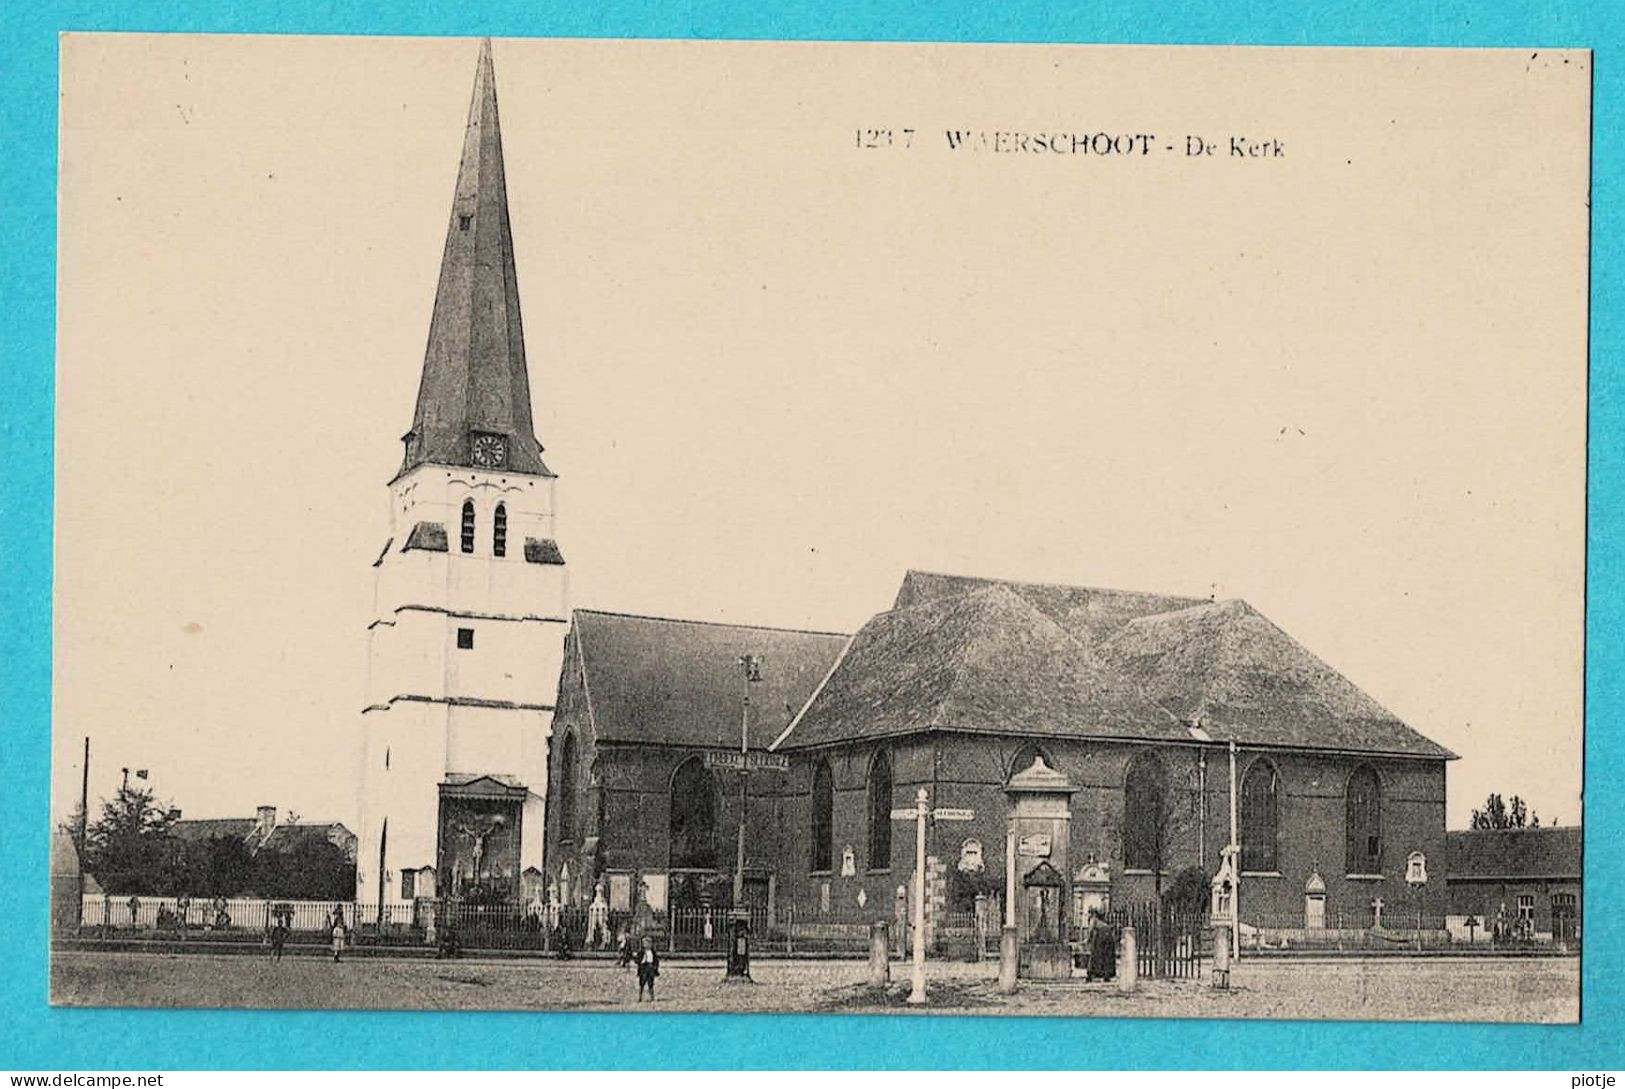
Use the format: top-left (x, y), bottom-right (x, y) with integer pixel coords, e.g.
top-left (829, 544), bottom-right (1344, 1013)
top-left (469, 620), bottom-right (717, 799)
top-left (890, 790), bottom-right (975, 1005)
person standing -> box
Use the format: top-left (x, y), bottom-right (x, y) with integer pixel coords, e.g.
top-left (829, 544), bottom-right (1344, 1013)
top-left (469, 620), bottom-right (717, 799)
top-left (270, 917), bottom-right (289, 962)
top-left (1085, 908), bottom-right (1117, 983)
top-left (635, 935), bottom-right (661, 1002)
top-left (330, 910), bottom-right (347, 963)
top-left (616, 929), bottom-right (635, 970)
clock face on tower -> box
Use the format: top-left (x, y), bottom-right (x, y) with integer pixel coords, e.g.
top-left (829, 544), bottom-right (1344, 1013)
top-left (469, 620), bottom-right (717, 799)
top-left (470, 433), bottom-right (508, 468)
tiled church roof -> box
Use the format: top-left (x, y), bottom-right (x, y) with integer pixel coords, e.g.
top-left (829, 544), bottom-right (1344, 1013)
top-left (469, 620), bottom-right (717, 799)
top-left (773, 570), bottom-right (1454, 759)
top-left (893, 569), bottom-right (1205, 640)
top-left (570, 610), bottom-right (849, 749)
top-left (1098, 598), bottom-right (1453, 757)
top-left (775, 585), bottom-right (1189, 749)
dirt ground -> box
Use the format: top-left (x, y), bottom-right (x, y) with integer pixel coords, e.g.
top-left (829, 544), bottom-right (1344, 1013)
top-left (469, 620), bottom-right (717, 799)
top-left (49, 950), bottom-right (1579, 1023)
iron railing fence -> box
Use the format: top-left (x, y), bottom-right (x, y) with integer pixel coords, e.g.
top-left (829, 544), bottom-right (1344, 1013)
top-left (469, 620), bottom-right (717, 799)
top-left (1241, 911), bottom-right (1452, 950)
top-left (1106, 903), bottom-right (1208, 979)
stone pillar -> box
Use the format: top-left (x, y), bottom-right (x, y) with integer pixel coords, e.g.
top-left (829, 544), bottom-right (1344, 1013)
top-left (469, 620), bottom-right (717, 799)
top-left (869, 920), bottom-right (891, 987)
top-left (420, 899), bottom-right (437, 946)
top-left (1118, 924), bottom-right (1138, 993)
top-left (998, 924), bottom-right (1019, 995)
top-left (924, 855), bottom-right (946, 949)
top-left (1211, 922), bottom-right (1231, 990)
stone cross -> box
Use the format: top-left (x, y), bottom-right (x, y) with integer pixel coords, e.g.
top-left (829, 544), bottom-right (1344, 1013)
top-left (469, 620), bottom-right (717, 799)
top-left (1371, 897), bottom-right (1384, 927)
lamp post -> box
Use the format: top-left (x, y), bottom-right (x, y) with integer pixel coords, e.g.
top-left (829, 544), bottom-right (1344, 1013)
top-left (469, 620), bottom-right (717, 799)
top-left (726, 654), bottom-right (762, 982)
top-left (732, 654), bottom-right (761, 909)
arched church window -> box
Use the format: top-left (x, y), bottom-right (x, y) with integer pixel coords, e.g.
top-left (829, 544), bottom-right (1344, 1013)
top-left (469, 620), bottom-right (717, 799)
top-left (1123, 751), bottom-right (1169, 871)
top-left (1240, 759), bottom-right (1280, 872)
top-left (460, 500), bottom-right (476, 554)
top-left (810, 759), bottom-right (834, 873)
top-left (493, 503), bottom-right (507, 557)
top-left (556, 732), bottom-right (577, 843)
top-left (867, 748), bottom-right (893, 871)
top-left (1346, 765), bottom-right (1382, 873)
top-left (669, 757), bottom-right (720, 870)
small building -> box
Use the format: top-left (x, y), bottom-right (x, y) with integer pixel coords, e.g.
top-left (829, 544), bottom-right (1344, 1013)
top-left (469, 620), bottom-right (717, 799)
top-left (169, 805), bottom-right (358, 863)
top-left (50, 831), bottom-right (98, 932)
top-left (1444, 825), bottom-right (1581, 945)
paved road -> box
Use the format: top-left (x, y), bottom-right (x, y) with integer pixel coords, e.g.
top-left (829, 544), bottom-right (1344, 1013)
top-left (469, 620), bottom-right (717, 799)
top-left (50, 950), bottom-right (1578, 1022)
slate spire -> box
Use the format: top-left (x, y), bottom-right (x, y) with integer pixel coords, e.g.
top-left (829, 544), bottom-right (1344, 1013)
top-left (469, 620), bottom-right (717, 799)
top-left (403, 38), bottom-right (550, 477)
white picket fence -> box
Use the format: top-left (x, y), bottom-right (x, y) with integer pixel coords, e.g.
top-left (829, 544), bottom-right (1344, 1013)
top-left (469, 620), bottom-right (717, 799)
top-left (79, 894), bottom-right (389, 933)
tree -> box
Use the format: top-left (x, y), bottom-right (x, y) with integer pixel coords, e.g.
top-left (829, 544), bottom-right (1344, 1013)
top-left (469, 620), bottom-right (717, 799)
top-left (1161, 866), bottom-right (1210, 914)
top-left (189, 834), bottom-right (257, 897)
top-left (252, 835), bottom-right (354, 900)
top-left (57, 802), bottom-right (87, 845)
top-left (1470, 792), bottom-right (1541, 829)
top-left (83, 785), bottom-right (176, 894)
top-left (1122, 755), bottom-right (1202, 897)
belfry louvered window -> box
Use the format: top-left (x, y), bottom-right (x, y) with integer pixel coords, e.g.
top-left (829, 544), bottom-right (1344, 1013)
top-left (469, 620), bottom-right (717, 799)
top-left (460, 500), bottom-right (476, 554)
top-left (493, 503), bottom-right (507, 557)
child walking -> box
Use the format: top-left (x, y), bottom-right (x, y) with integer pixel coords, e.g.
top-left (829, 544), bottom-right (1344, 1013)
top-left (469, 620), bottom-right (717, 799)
top-left (635, 935), bottom-right (660, 1002)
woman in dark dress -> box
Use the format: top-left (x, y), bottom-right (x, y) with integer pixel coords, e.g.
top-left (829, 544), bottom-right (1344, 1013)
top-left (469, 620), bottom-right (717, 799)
top-left (1086, 909), bottom-right (1117, 982)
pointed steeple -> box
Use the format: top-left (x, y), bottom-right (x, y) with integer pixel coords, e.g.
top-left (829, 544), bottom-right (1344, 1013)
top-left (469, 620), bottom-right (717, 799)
top-left (403, 39), bottom-right (551, 477)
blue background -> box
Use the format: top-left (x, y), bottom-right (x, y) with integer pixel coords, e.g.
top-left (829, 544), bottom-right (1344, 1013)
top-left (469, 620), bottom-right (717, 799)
top-left (2, 0), bottom-right (1618, 1071)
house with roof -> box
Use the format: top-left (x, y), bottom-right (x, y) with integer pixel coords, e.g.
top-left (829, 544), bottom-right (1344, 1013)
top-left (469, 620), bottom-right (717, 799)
top-left (542, 570), bottom-right (1455, 927)
top-left (168, 805), bottom-right (358, 864)
top-left (1443, 825), bottom-right (1581, 945)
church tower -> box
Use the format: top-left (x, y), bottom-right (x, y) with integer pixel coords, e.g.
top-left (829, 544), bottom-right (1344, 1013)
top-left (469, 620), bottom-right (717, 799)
top-left (356, 40), bottom-right (567, 909)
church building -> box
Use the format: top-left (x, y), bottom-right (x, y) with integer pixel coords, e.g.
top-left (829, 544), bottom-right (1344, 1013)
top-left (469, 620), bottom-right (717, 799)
top-left (355, 41), bottom-right (568, 908)
top-left (354, 43), bottom-right (1457, 936)
top-left (544, 571), bottom-right (1455, 928)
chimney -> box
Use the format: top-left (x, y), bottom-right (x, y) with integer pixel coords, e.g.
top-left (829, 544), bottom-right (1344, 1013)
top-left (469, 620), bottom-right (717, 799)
top-left (256, 805), bottom-right (276, 836)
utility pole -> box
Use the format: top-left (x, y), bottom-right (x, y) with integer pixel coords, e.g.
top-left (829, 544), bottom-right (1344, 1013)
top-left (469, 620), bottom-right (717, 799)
top-left (1228, 740), bottom-right (1240, 961)
top-left (377, 818), bottom-right (388, 928)
top-left (908, 787), bottom-right (928, 1005)
top-left (78, 737), bottom-right (90, 855)
top-left (1197, 748), bottom-right (1207, 867)
top-left (78, 737), bottom-right (91, 931)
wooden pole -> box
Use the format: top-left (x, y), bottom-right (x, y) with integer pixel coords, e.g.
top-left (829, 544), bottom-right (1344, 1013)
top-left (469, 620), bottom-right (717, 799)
top-left (377, 817), bottom-right (388, 928)
top-left (78, 737), bottom-right (90, 930)
top-left (78, 737), bottom-right (90, 854)
top-left (1197, 748), bottom-right (1207, 867)
top-left (1229, 740), bottom-right (1239, 960)
top-left (733, 656), bottom-right (753, 909)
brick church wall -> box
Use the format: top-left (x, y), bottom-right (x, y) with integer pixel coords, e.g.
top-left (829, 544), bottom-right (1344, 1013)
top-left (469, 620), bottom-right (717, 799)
top-left (772, 732), bottom-right (1447, 925)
